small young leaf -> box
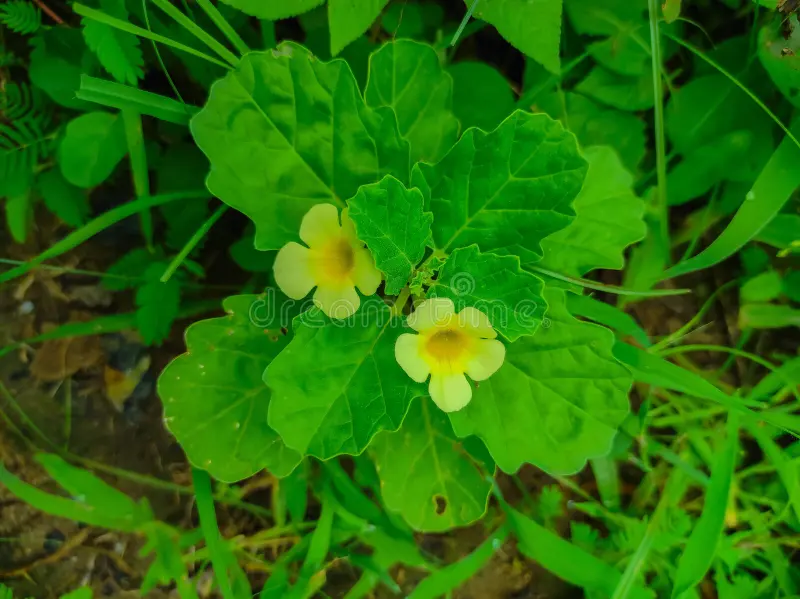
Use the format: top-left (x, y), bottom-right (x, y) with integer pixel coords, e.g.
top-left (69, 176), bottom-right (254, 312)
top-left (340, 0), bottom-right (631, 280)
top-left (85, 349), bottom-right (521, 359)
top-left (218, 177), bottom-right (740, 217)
top-left (5, 191), bottom-right (32, 243)
top-left (136, 263), bottom-right (181, 346)
top-left (328, 0), bottom-right (389, 56)
top-left (428, 245), bottom-right (546, 341)
top-left (412, 110), bottom-right (587, 263)
top-left (663, 0), bottom-right (681, 23)
top-left (449, 286), bottom-right (632, 474)
top-left (82, 0), bottom-right (144, 85)
top-left (265, 304), bottom-right (424, 460)
top-left (58, 112), bottom-right (128, 188)
top-left (158, 294), bottom-right (301, 482)
top-left (347, 176), bottom-right (433, 295)
top-left (372, 398), bottom-right (491, 532)
top-left (539, 145), bottom-right (646, 276)
top-left (191, 42), bottom-right (409, 251)
top-left (38, 168), bottom-right (90, 227)
top-left (740, 270), bottom-right (783, 303)
top-left (0, 0), bottom-right (41, 34)
top-left (469, 0), bottom-right (562, 74)
top-left (448, 61), bottom-right (515, 133)
top-left (365, 40), bottom-right (459, 164)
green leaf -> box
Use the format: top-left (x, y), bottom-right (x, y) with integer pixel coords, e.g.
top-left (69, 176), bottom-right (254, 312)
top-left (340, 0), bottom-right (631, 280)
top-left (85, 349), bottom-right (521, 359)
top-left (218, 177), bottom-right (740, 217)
top-left (540, 145), bottom-right (646, 276)
top-left (365, 40), bottom-right (459, 164)
top-left (136, 263), bottom-right (181, 346)
top-left (217, 0), bottom-right (323, 19)
top-left (347, 175), bottom-right (432, 295)
top-left (38, 168), bottom-right (90, 227)
top-left (469, 0), bottom-right (562, 74)
top-left (504, 501), bottom-right (652, 599)
top-left (427, 245), bottom-right (546, 342)
top-left (371, 398), bottom-right (492, 532)
top-left (576, 66), bottom-right (655, 111)
top-left (61, 588), bottom-right (93, 599)
top-left (0, 0), bottom-right (39, 34)
top-left (672, 413), bottom-right (739, 598)
top-left (411, 110), bottom-right (587, 263)
top-left (328, 0), bottom-right (389, 56)
top-left (448, 61), bottom-right (515, 133)
top-left (102, 247), bottom-right (160, 290)
top-left (741, 270), bottom-right (783, 303)
top-left (30, 28), bottom-right (97, 110)
top-left (739, 303), bottom-right (800, 329)
top-left (190, 42), bottom-right (409, 251)
top-left (449, 287), bottom-right (632, 474)
top-left (534, 92), bottom-right (647, 172)
top-left (758, 17), bottom-right (800, 109)
top-left (157, 143), bottom-right (211, 250)
top-left (265, 304), bottom-right (424, 460)
top-left (82, 0), bottom-right (144, 85)
top-left (5, 191), bottom-right (32, 243)
top-left (158, 294), bottom-right (301, 483)
top-left (663, 0), bottom-right (681, 23)
top-left (58, 111), bottom-right (128, 188)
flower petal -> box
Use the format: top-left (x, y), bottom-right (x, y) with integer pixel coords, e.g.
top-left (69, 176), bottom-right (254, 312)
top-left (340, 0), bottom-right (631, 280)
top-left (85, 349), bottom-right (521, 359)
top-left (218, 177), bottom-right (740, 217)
top-left (429, 373), bottom-right (472, 412)
top-left (314, 284), bottom-right (360, 319)
top-left (407, 297), bottom-right (455, 332)
top-left (395, 333), bottom-right (430, 383)
top-left (352, 246), bottom-right (382, 295)
top-left (273, 242), bottom-right (315, 299)
top-left (465, 339), bottom-right (506, 381)
top-left (300, 203), bottom-right (341, 248)
top-left (458, 307), bottom-right (497, 339)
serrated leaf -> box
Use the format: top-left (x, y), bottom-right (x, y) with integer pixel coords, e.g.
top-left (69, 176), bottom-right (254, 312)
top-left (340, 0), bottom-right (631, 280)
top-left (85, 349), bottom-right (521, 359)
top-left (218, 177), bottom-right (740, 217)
top-left (136, 263), bottom-right (181, 346)
top-left (328, 0), bottom-right (389, 56)
top-left (347, 176), bottom-right (432, 295)
top-left (539, 146), bottom-right (646, 276)
top-left (0, 0), bottom-right (40, 34)
top-left (38, 168), bottom-right (90, 227)
top-left (449, 287), bottom-right (632, 474)
top-left (533, 92), bottom-right (646, 172)
top-left (58, 112), bottom-right (128, 188)
top-left (469, 0), bottom-right (562, 74)
top-left (158, 295), bottom-right (301, 482)
top-left (217, 0), bottom-right (323, 19)
top-left (427, 245), bottom-right (546, 341)
top-left (190, 42), bottom-right (409, 251)
top-left (411, 110), bottom-right (587, 263)
top-left (576, 66), bottom-right (656, 111)
top-left (265, 303), bottom-right (424, 460)
top-left (82, 0), bottom-right (144, 85)
top-left (371, 398), bottom-right (491, 532)
top-left (449, 61), bottom-right (515, 133)
top-left (365, 40), bottom-right (459, 164)
top-left (102, 247), bottom-right (160, 291)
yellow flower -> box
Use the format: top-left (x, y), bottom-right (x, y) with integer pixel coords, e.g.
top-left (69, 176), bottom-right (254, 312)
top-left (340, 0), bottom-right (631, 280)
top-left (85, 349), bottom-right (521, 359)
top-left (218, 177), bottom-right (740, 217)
top-left (395, 298), bottom-right (505, 412)
top-left (273, 204), bottom-right (382, 319)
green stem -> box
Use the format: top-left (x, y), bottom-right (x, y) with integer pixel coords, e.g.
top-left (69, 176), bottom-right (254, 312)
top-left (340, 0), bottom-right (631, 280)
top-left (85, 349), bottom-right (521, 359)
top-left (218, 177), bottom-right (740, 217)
top-left (527, 265), bottom-right (690, 297)
top-left (391, 287), bottom-right (411, 318)
top-left (193, 469), bottom-right (236, 599)
top-left (647, 0), bottom-right (669, 246)
top-left (121, 109), bottom-right (153, 250)
top-left (161, 204), bottom-right (227, 282)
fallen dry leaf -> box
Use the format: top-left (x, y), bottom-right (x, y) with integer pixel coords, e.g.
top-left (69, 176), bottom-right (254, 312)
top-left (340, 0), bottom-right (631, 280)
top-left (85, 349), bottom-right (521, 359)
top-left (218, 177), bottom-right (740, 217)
top-left (30, 335), bottom-right (105, 382)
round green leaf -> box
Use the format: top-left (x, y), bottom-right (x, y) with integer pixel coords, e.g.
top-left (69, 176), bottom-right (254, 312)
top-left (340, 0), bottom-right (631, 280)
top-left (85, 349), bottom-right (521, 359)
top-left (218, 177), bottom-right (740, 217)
top-left (411, 110), bottom-right (587, 263)
top-left (158, 294), bottom-right (301, 482)
top-left (371, 398), bottom-right (492, 532)
top-left (190, 42), bottom-right (410, 251)
top-left (217, 0), bottom-right (323, 19)
top-left (58, 112), bottom-right (128, 188)
top-left (366, 39), bottom-right (459, 164)
top-left (449, 287), bottom-right (632, 474)
top-left (265, 304), bottom-right (424, 460)
top-left (38, 168), bottom-right (90, 227)
top-left (448, 61), bottom-right (515, 133)
top-left (329, 0), bottom-right (389, 56)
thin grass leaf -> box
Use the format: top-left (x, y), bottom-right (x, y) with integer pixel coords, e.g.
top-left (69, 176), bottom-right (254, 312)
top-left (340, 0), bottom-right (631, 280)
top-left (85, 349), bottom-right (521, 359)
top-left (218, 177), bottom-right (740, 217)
top-left (73, 3), bottom-right (230, 69)
top-left (748, 424), bottom-right (800, 522)
top-left (672, 411), bottom-right (739, 598)
top-left (192, 469), bottom-right (236, 599)
top-left (160, 204), bottom-right (227, 282)
top-left (77, 75), bottom-right (198, 125)
top-left (122, 110), bottom-right (152, 249)
top-left (195, 0), bottom-right (249, 56)
top-left (0, 191), bottom-right (207, 285)
top-left (590, 457), bottom-right (621, 511)
top-left (148, 0), bottom-right (238, 67)
top-left (528, 265), bottom-right (689, 297)
top-left (409, 525), bottom-right (509, 599)
top-left (566, 293), bottom-right (651, 347)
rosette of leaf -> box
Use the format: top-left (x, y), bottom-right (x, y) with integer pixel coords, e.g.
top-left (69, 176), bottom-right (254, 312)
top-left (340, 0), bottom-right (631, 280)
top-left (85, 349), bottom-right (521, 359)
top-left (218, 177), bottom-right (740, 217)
top-left (160, 38), bottom-right (639, 533)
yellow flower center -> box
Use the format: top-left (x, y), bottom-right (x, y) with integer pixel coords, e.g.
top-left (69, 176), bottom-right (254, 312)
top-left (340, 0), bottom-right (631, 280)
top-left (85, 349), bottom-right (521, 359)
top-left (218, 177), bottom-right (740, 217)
top-left (311, 237), bottom-right (355, 285)
top-left (423, 328), bottom-right (475, 373)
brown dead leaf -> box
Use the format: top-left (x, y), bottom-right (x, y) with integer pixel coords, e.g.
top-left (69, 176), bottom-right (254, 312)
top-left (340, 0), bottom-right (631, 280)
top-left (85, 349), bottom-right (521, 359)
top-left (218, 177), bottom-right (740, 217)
top-left (30, 335), bottom-right (105, 381)
top-left (69, 284), bottom-right (113, 308)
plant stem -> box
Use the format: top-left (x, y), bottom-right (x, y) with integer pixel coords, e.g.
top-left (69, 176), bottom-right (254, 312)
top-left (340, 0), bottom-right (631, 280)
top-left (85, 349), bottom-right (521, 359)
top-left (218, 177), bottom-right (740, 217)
top-left (121, 109), bottom-right (153, 251)
top-left (161, 204), bottom-right (227, 283)
top-left (391, 287), bottom-right (411, 318)
top-left (647, 0), bottom-right (669, 246)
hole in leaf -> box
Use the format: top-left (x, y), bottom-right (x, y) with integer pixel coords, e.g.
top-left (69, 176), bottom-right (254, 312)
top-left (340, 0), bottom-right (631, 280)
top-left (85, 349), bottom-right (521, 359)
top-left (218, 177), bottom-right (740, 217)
top-left (434, 494), bottom-right (447, 515)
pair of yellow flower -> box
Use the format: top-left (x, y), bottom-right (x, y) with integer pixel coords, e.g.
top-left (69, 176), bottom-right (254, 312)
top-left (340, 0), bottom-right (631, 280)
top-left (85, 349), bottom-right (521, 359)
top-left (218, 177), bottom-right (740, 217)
top-left (274, 204), bottom-right (505, 412)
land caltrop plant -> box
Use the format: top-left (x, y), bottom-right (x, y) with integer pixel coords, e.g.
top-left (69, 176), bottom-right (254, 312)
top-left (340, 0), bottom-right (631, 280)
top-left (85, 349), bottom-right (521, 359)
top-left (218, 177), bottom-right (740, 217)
top-left (159, 39), bottom-right (637, 531)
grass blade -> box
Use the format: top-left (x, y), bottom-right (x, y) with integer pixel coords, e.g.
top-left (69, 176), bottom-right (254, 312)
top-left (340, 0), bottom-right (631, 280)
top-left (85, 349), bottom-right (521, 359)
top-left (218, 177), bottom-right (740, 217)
top-left (195, 0), bottom-right (248, 56)
top-left (662, 121), bottom-right (800, 280)
top-left (78, 76), bottom-right (198, 125)
top-left (121, 110), bottom-right (153, 250)
top-left (647, 0), bottom-right (669, 247)
top-left (0, 191), bottom-right (207, 285)
top-left (409, 525), bottom-right (509, 599)
top-left (671, 411), bottom-right (739, 598)
top-left (528, 265), bottom-right (690, 297)
top-left (748, 424), bottom-right (800, 522)
top-left (148, 0), bottom-right (238, 67)
top-left (192, 468), bottom-right (236, 599)
top-left (73, 3), bottom-right (230, 69)
top-left (161, 204), bottom-right (227, 282)
top-left (566, 293), bottom-right (651, 347)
